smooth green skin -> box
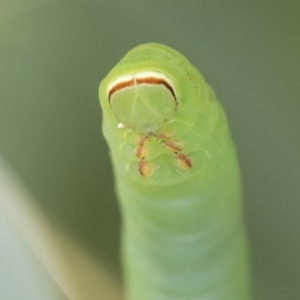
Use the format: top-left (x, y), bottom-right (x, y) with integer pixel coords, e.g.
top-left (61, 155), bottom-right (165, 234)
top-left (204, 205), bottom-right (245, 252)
top-left (99, 43), bottom-right (252, 300)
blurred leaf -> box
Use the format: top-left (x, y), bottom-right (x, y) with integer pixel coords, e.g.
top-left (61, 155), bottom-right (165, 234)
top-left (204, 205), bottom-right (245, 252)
top-left (0, 156), bottom-right (122, 300)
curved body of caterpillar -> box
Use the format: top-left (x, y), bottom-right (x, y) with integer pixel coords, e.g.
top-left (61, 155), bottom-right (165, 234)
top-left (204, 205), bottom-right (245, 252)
top-left (99, 43), bottom-right (252, 300)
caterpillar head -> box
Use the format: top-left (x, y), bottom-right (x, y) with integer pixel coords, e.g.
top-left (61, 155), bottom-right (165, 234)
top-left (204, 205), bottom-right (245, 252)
top-left (107, 71), bottom-right (177, 134)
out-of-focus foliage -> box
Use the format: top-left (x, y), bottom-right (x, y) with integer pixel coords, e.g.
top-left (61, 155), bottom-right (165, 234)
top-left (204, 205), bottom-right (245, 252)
top-left (0, 1), bottom-right (299, 300)
top-left (0, 157), bottom-right (122, 299)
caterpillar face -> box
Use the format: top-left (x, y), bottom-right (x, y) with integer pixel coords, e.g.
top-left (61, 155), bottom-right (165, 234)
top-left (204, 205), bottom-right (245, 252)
top-left (99, 43), bottom-right (221, 185)
top-left (107, 71), bottom-right (177, 134)
top-left (106, 69), bottom-right (196, 178)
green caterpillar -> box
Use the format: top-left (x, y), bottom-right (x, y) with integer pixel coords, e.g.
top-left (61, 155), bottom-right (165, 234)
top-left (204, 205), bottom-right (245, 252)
top-left (99, 43), bottom-right (252, 300)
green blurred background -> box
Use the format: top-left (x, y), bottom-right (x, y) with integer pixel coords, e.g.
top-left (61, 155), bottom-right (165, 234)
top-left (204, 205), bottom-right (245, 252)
top-left (1, 1), bottom-right (299, 299)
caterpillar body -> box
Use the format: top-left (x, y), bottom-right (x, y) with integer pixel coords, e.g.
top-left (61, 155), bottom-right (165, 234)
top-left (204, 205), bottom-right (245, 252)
top-left (99, 43), bottom-right (252, 300)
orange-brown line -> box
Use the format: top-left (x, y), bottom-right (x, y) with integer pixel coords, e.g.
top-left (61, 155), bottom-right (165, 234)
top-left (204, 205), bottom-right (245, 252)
top-left (108, 79), bottom-right (134, 101)
top-left (164, 141), bottom-right (182, 152)
top-left (135, 136), bottom-right (148, 158)
top-left (108, 77), bottom-right (177, 104)
top-left (138, 158), bottom-right (146, 176)
top-left (177, 153), bottom-right (192, 168)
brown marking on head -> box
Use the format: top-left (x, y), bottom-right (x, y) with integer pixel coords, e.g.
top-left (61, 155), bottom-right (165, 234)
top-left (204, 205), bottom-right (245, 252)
top-left (164, 141), bottom-right (183, 152)
top-left (135, 146), bottom-right (148, 159)
top-left (108, 77), bottom-right (177, 104)
top-left (134, 136), bottom-right (149, 158)
top-left (135, 77), bottom-right (177, 103)
top-left (176, 153), bottom-right (192, 171)
top-left (108, 79), bottom-right (134, 101)
top-left (138, 158), bottom-right (154, 177)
